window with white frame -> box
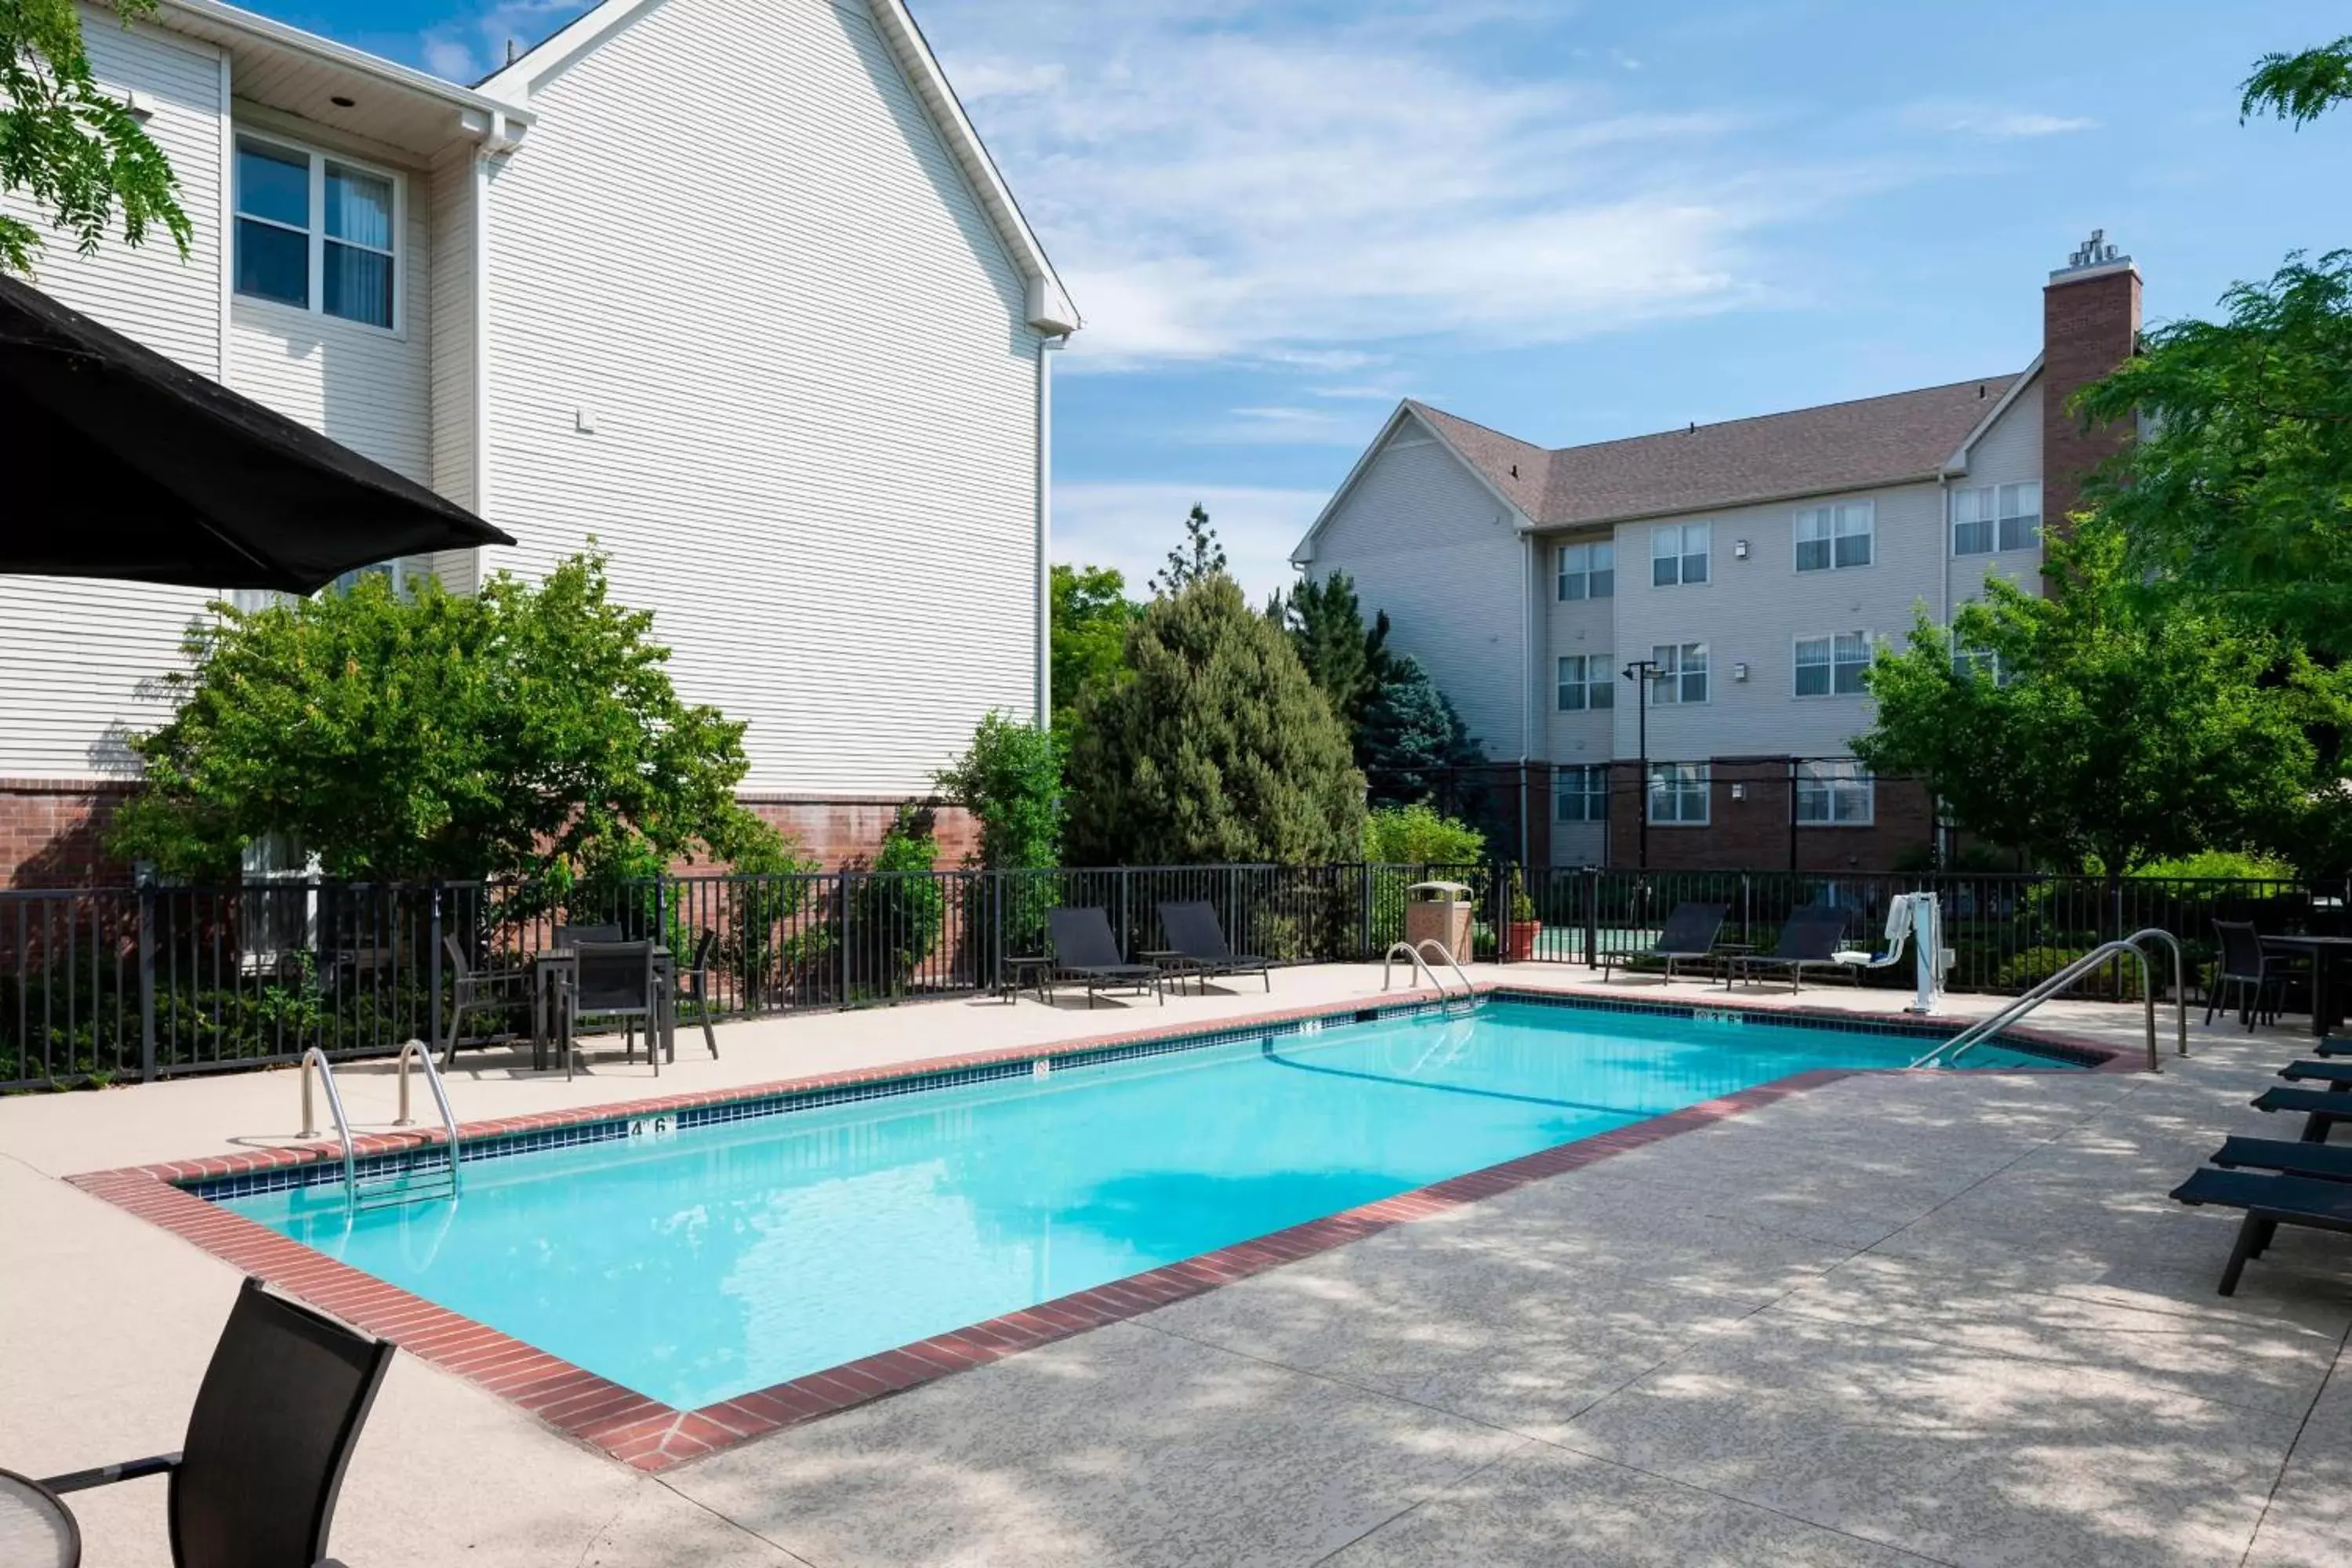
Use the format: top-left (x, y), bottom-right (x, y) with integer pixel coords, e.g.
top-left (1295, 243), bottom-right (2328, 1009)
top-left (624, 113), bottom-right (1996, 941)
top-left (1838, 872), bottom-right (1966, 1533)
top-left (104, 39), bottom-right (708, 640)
top-left (1795, 501), bottom-right (1873, 572)
top-left (1647, 763), bottom-right (1709, 825)
top-left (330, 561), bottom-right (405, 597)
top-left (1951, 637), bottom-right (2014, 685)
top-left (1555, 765), bottom-right (1610, 822)
top-left (1555, 654), bottom-right (1616, 711)
top-left (1795, 760), bottom-right (1875, 825)
top-left (1951, 481), bottom-right (2041, 555)
top-left (1647, 642), bottom-right (1707, 705)
top-left (1556, 541), bottom-right (1615, 601)
top-left (1794, 632), bottom-right (1871, 697)
top-left (1650, 523), bottom-right (1710, 586)
top-left (234, 135), bottom-right (397, 329)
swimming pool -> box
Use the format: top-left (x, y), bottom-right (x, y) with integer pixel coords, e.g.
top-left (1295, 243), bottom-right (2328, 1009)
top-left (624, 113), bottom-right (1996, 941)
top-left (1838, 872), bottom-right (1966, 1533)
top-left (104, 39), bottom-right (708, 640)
top-left (218, 997), bottom-right (2081, 1410)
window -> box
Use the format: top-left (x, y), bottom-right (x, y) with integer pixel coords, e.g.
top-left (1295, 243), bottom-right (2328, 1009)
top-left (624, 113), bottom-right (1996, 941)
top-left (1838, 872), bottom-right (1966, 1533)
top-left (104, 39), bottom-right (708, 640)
top-left (1952, 639), bottom-right (2014, 685)
top-left (1555, 655), bottom-right (1616, 712)
top-left (1556, 541), bottom-right (1615, 601)
top-left (1555, 765), bottom-right (1610, 822)
top-left (331, 561), bottom-right (404, 597)
top-left (1648, 642), bottom-right (1708, 705)
top-left (1647, 763), bottom-right (1709, 825)
top-left (1795, 501), bottom-right (1873, 572)
top-left (1650, 523), bottom-right (1710, 586)
top-left (1795, 760), bottom-right (1875, 826)
top-left (235, 135), bottom-right (397, 329)
top-left (1794, 632), bottom-right (1871, 697)
top-left (1951, 482), bottom-right (2042, 554)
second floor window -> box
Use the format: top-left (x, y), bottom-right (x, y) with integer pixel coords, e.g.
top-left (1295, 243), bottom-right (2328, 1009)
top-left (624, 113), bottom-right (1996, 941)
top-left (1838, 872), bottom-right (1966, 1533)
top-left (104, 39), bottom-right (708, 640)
top-left (1555, 765), bottom-right (1609, 822)
top-left (1648, 642), bottom-right (1707, 705)
top-left (235, 135), bottom-right (397, 330)
top-left (1557, 542), bottom-right (1615, 601)
top-left (1795, 632), bottom-right (1871, 697)
top-left (1650, 523), bottom-right (1710, 586)
top-left (1647, 763), bottom-right (1709, 824)
top-left (1951, 482), bottom-right (2042, 554)
top-left (1555, 655), bottom-right (1616, 712)
top-left (1795, 501), bottom-right (1873, 572)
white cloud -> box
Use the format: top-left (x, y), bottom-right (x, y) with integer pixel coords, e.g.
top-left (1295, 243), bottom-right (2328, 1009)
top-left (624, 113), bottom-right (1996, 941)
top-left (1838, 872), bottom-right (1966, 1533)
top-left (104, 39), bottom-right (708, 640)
top-left (929, 6), bottom-right (1866, 370)
top-left (1907, 103), bottom-right (2099, 139)
top-left (414, 0), bottom-right (591, 83)
top-left (1054, 483), bottom-right (1331, 601)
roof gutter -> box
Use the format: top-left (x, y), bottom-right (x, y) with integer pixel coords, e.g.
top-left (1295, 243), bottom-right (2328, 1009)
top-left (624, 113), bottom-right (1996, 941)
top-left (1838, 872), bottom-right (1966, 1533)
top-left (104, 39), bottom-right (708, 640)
top-left (1518, 472), bottom-right (1947, 535)
top-left (160, 0), bottom-right (535, 126)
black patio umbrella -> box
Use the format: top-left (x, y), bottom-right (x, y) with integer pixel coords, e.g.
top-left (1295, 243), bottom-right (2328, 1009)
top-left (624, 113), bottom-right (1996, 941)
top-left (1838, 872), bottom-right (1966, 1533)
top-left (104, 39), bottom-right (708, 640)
top-left (0, 270), bottom-right (513, 592)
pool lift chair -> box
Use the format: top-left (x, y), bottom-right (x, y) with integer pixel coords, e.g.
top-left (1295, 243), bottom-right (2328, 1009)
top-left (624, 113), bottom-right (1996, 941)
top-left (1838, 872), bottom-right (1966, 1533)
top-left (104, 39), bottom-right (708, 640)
top-left (1831, 891), bottom-right (1952, 1015)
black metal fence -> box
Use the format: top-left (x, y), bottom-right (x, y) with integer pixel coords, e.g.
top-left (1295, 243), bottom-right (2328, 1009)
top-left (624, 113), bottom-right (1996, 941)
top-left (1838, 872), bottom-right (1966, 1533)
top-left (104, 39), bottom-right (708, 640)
top-left (7, 862), bottom-right (2338, 1091)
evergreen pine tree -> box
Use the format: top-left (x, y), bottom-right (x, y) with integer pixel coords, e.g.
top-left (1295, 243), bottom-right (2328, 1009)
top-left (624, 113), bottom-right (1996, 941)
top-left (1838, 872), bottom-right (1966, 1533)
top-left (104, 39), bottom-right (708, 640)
top-left (1149, 504), bottom-right (1228, 597)
top-left (1066, 576), bottom-right (1365, 864)
top-left (1357, 656), bottom-right (1486, 807)
top-left (1272, 572), bottom-right (1396, 733)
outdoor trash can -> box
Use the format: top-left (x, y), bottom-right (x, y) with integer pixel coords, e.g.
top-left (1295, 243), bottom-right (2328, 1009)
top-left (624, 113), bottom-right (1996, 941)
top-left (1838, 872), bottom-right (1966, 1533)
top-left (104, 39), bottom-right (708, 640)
top-left (1404, 880), bottom-right (1474, 964)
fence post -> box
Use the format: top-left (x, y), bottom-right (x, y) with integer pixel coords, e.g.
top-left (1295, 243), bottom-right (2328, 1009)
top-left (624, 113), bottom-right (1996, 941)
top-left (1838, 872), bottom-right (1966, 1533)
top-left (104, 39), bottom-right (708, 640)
top-left (1582, 866), bottom-right (1599, 968)
top-left (1119, 867), bottom-right (1131, 957)
top-left (838, 873), bottom-right (853, 1004)
top-left (428, 884), bottom-right (443, 1055)
top-left (136, 868), bottom-right (157, 1082)
top-left (1359, 863), bottom-right (1373, 961)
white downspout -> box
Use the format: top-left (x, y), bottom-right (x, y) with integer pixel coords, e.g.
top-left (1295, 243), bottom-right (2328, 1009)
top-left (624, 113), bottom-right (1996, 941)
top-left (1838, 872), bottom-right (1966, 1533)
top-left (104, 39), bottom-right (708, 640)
top-left (1519, 526), bottom-right (1534, 866)
top-left (1036, 332), bottom-right (1067, 726)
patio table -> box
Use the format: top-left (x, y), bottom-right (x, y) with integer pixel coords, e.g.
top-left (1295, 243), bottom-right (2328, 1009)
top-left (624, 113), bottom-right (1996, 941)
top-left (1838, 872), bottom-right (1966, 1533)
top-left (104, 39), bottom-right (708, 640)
top-left (0, 1469), bottom-right (78, 1568)
top-left (528, 946), bottom-right (675, 1068)
top-left (2259, 935), bottom-right (2352, 1036)
top-left (1141, 948), bottom-right (1209, 996)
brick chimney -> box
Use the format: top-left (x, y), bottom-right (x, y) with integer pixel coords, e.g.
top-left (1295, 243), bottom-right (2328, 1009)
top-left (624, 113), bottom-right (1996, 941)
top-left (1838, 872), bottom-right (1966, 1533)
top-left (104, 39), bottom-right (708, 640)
top-left (2042, 229), bottom-right (2141, 526)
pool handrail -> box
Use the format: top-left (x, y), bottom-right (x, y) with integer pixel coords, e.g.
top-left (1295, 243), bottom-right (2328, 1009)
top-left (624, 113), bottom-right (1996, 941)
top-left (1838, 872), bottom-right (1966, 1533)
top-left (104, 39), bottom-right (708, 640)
top-left (392, 1038), bottom-right (464, 1200)
top-left (1381, 941), bottom-right (1436, 993)
top-left (1914, 929), bottom-right (2181, 1072)
top-left (296, 1047), bottom-right (358, 1207)
top-left (1414, 939), bottom-right (1475, 1009)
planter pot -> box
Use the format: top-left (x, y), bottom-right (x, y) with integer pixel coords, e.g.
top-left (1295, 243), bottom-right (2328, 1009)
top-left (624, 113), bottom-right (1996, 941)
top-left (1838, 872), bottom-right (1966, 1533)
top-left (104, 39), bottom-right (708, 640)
top-left (1505, 920), bottom-right (1541, 962)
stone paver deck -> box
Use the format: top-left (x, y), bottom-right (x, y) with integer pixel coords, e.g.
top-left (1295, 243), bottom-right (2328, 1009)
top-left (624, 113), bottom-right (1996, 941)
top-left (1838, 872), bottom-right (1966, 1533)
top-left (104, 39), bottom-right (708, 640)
top-left (3, 964), bottom-right (2347, 1566)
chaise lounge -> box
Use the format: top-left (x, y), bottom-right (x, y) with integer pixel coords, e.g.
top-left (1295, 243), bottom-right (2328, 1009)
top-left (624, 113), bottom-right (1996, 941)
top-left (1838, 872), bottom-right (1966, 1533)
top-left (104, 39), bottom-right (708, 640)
top-left (1725, 906), bottom-right (1857, 993)
top-left (1599, 902), bottom-right (1728, 984)
top-left (1047, 907), bottom-right (1163, 1008)
top-left (1157, 901), bottom-right (1272, 993)
top-left (2169, 1166), bottom-right (2352, 1294)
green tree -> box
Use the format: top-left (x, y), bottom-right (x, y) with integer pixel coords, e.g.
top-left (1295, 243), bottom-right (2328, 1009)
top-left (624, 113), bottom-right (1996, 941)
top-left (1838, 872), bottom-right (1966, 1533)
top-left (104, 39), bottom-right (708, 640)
top-left (3, 0), bottom-right (192, 274)
top-left (934, 710), bottom-right (1062, 869)
top-left (2241, 34), bottom-right (2352, 126)
top-left (846, 804), bottom-right (943, 990)
top-left (1148, 503), bottom-right (1227, 597)
top-left (112, 553), bottom-right (788, 887)
top-left (1272, 571), bottom-right (1396, 733)
top-left (1362, 802), bottom-right (1484, 865)
top-left (1066, 575), bottom-right (1364, 865)
top-left (1851, 522), bottom-right (2321, 879)
top-left (1357, 655), bottom-right (1486, 805)
top-left (1049, 562), bottom-right (1136, 729)
top-left (2072, 251), bottom-right (2352, 656)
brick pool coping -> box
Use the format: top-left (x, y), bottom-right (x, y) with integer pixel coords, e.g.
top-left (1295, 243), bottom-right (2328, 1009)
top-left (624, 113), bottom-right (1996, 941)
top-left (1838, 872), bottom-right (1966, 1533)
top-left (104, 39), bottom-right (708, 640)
top-left (69, 982), bottom-right (2134, 1472)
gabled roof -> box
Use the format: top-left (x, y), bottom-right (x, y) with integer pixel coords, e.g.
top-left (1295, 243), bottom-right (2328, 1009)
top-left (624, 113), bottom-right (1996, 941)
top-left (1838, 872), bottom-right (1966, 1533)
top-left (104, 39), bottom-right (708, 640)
top-left (475, 0), bottom-right (1078, 334)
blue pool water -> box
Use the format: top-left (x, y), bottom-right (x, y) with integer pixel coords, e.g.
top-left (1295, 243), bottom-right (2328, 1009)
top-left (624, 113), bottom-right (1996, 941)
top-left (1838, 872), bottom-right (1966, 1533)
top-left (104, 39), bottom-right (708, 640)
top-left (222, 1000), bottom-right (2075, 1407)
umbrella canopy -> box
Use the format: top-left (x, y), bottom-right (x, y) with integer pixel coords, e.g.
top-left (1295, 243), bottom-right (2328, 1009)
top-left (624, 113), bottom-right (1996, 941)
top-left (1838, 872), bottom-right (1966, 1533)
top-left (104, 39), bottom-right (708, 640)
top-left (0, 270), bottom-right (513, 593)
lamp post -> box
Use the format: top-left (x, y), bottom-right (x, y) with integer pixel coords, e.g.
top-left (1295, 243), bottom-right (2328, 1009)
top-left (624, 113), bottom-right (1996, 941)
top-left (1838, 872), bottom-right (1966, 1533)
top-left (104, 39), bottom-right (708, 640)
top-left (1621, 658), bottom-right (1661, 869)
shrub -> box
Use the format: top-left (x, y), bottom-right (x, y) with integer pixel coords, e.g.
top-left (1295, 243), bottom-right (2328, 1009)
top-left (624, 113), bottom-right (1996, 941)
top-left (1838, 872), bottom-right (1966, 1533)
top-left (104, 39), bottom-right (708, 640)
top-left (846, 805), bottom-right (945, 992)
top-left (1362, 803), bottom-right (1485, 866)
top-left (1993, 945), bottom-right (2148, 1000)
top-left (935, 712), bottom-right (1062, 869)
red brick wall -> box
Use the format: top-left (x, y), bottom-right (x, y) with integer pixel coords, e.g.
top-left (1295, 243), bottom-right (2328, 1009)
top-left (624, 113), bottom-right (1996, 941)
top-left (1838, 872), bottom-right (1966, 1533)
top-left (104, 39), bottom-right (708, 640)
top-left (2, 780), bottom-right (979, 887)
top-left (1603, 759), bottom-right (1935, 873)
top-left (0, 780), bottom-right (139, 887)
top-left (2042, 260), bottom-right (2141, 528)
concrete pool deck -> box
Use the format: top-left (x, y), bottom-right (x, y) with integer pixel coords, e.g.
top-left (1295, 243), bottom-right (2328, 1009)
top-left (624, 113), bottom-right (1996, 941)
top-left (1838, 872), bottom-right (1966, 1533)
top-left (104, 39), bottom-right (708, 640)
top-left (4, 964), bottom-right (2348, 1566)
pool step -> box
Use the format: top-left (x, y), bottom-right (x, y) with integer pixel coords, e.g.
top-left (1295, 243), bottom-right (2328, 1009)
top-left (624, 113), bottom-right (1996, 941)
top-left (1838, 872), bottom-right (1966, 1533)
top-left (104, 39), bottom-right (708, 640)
top-left (351, 1151), bottom-right (458, 1211)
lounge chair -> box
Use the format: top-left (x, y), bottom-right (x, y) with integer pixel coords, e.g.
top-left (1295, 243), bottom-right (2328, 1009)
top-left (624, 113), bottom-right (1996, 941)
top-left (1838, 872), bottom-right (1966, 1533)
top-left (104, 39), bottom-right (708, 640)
top-left (2170, 1166), bottom-right (2352, 1294)
top-left (1599, 902), bottom-right (1728, 983)
top-left (1046, 907), bottom-right (1163, 1008)
top-left (2318, 1036), bottom-right (2352, 1058)
top-left (2210, 1135), bottom-right (2352, 1182)
top-left (2281, 1058), bottom-right (2352, 1090)
top-left (1158, 901), bottom-right (1271, 993)
top-left (39, 1275), bottom-right (394, 1567)
top-left (1726, 906), bottom-right (1857, 993)
top-left (2249, 1085), bottom-right (2352, 1143)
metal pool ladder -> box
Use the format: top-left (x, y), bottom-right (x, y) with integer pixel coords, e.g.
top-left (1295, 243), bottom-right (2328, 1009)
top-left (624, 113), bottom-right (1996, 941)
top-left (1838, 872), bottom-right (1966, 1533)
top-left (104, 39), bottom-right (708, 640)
top-left (1384, 940), bottom-right (1475, 1013)
top-left (1911, 928), bottom-right (2188, 1073)
top-left (298, 1041), bottom-right (463, 1212)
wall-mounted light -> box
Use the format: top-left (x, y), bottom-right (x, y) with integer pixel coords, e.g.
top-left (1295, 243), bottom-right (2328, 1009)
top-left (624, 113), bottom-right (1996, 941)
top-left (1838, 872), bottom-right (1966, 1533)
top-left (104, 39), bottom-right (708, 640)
top-left (121, 89), bottom-right (154, 122)
top-left (1730, 782), bottom-right (1748, 801)
top-left (1733, 539), bottom-right (1750, 560)
top-left (1733, 661), bottom-right (1750, 682)
top-left (575, 407), bottom-right (597, 434)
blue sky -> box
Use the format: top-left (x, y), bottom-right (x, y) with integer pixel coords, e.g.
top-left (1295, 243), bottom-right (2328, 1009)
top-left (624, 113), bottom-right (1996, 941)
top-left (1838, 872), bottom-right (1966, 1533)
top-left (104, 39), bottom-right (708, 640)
top-left (267, 0), bottom-right (2347, 597)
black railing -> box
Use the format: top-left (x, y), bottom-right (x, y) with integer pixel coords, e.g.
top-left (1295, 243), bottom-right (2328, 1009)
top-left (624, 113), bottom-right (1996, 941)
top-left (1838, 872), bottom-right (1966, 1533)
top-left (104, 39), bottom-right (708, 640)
top-left (5, 863), bottom-right (2336, 1090)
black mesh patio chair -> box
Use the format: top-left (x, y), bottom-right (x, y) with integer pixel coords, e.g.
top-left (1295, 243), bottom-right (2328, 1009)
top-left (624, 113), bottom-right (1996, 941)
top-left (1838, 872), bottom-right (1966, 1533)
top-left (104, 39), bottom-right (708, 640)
top-left (1158, 901), bottom-right (1271, 993)
top-left (1599, 902), bottom-right (1728, 983)
top-left (2209, 920), bottom-right (2291, 1030)
top-left (1046, 907), bottom-right (1162, 1008)
top-left (38, 1276), bottom-right (392, 1568)
top-left (1726, 906), bottom-right (1856, 994)
top-left (2171, 1166), bottom-right (2352, 1295)
top-left (676, 927), bottom-right (720, 1058)
top-left (439, 932), bottom-right (531, 1068)
top-left (554, 922), bottom-right (623, 950)
top-left (560, 939), bottom-right (662, 1080)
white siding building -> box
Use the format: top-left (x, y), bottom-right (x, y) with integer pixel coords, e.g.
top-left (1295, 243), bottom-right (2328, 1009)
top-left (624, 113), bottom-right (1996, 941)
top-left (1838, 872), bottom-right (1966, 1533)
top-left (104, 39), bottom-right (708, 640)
top-left (0, 0), bottom-right (1078, 881)
top-left (1294, 241), bottom-right (2142, 873)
